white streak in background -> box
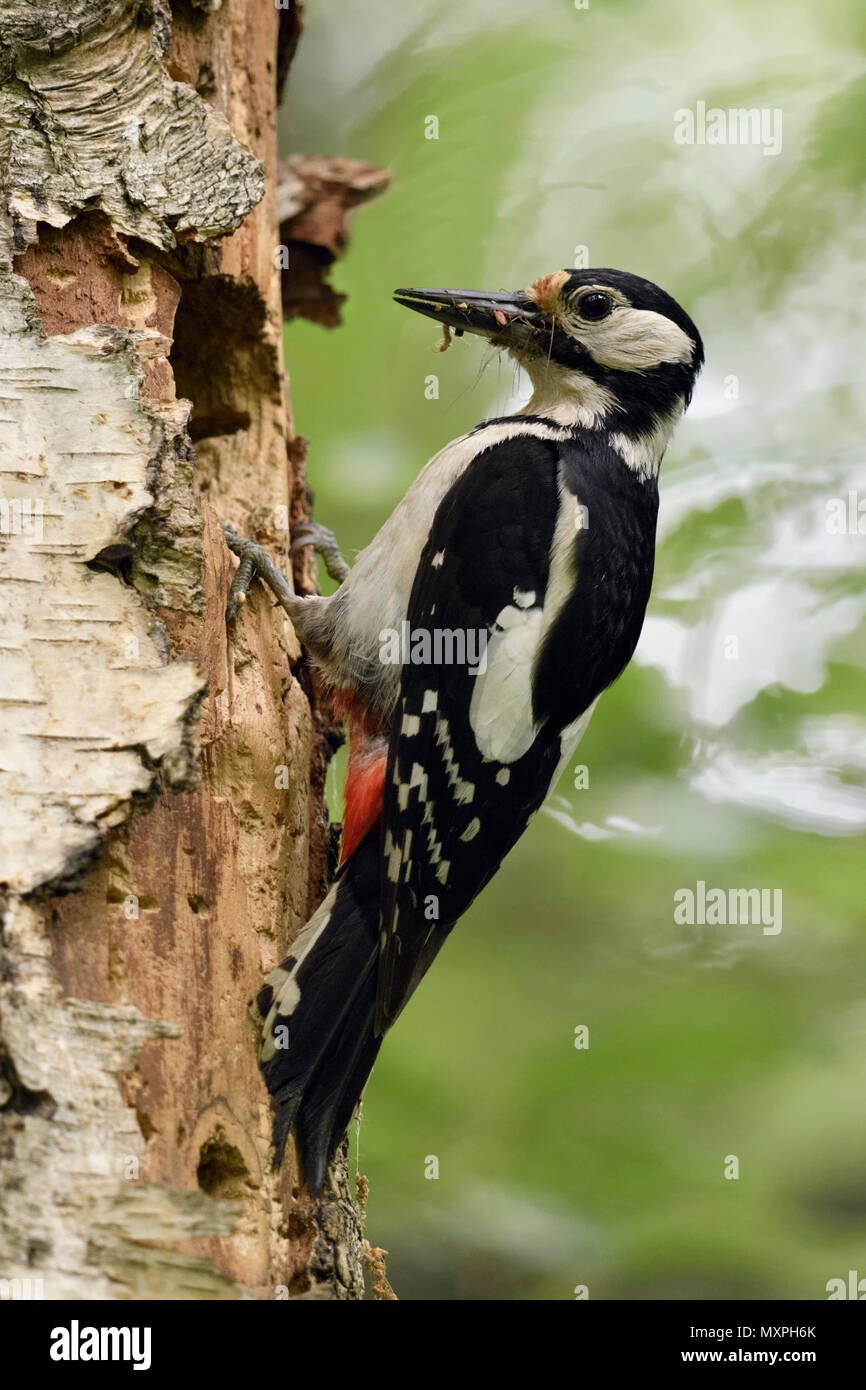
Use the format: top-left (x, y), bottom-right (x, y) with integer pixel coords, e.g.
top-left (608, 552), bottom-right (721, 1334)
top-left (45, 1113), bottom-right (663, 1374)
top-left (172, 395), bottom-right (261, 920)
top-left (657, 459), bottom-right (812, 541)
top-left (621, 412), bottom-right (866, 852)
top-left (657, 446), bottom-right (866, 547)
top-left (636, 584), bottom-right (865, 728)
top-left (544, 799), bottom-right (662, 842)
top-left (691, 719), bottom-right (866, 835)
top-left (634, 436), bottom-right (866, 735)
top-left (693, 748), bottom-right (866, 836)
top-left (802, 717), bottom-right (866, 769)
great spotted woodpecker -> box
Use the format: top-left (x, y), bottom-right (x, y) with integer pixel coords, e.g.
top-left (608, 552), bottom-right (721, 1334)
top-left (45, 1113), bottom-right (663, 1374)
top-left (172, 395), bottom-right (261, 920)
top-left (226, 267), bottom-right (703, 1195)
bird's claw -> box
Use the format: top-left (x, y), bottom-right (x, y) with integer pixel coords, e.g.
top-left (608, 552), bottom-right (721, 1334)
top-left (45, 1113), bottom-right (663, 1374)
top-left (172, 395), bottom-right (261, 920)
top-left (223, 522), bottom-right (297, 624)
top-left (290, 522), bottom-right (350, 584)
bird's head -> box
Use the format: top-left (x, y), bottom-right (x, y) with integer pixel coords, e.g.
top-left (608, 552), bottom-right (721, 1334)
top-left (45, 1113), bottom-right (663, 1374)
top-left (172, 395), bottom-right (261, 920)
top-left (394, 268), bottom-right (703, 450)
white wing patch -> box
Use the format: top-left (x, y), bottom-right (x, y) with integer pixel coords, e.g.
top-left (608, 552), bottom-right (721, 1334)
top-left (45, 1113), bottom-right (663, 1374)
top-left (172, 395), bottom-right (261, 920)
top-left (469, 602), bottom-right (544, 762)
top-left (469, 477), bottom-right (586, 765)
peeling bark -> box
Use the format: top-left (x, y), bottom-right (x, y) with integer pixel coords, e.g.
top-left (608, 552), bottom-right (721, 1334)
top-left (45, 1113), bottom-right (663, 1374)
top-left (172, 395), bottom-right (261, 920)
top-left (277, 155), bottom-right (391, 326)
top-left (0, 0), bottom-right (264, 256)
top-left (0, 0), bottom-right (369, 1300)
top-left (0, 274), bottom-right (204, 895)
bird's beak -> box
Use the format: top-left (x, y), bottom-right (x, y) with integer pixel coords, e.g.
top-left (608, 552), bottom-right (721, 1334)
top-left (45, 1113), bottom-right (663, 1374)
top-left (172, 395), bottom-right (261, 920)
top-left (393, 286), bottom-right (543, 349)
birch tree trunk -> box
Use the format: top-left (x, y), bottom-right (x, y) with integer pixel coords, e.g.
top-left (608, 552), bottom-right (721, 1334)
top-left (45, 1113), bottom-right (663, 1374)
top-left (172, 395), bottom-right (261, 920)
top-left (0, 0), bottom-right (368, 1300)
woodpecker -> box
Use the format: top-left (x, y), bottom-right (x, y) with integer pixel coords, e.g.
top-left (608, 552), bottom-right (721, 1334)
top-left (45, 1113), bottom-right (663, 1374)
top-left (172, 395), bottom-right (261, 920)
top-left (226, 267), bottom-right (703, 1195)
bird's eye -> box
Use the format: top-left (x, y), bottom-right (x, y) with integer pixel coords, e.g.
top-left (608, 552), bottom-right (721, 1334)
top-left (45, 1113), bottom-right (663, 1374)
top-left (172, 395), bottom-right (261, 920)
top-left (577, 291), bottom-right (614, 322)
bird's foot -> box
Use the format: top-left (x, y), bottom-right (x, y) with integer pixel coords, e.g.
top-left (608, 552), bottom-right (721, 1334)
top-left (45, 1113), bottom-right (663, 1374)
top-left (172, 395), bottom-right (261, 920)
top-left (223, 522), bottom-right (331, 660)
top-left (290, 522), bottom-right (350, 584)
top-left (223, 522), bottom-right (297, 623)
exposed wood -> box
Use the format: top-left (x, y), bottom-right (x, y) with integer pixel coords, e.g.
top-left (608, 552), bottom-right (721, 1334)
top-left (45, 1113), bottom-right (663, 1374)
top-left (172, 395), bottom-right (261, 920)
top-left (0, 0), bottom-right (367, 1300)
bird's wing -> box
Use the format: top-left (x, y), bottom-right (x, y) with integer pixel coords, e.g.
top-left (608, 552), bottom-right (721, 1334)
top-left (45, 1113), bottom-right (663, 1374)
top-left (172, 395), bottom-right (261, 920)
top-left (374, 430), bottom-right (631, 1034)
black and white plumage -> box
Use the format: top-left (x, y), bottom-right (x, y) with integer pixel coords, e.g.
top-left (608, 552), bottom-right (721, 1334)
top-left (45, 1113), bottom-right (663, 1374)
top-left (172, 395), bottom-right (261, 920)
top-left (241, 267), bottom-right (704, 1194)
top-left (376, 427), bottom-right (659, 1031)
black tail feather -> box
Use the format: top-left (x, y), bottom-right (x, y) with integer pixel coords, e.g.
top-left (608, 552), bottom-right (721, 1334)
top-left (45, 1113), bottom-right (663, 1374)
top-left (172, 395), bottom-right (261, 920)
top-left (258, 831), bottom-right (382, 1193)
top-left (294, 994), bottom-right (383, 1196)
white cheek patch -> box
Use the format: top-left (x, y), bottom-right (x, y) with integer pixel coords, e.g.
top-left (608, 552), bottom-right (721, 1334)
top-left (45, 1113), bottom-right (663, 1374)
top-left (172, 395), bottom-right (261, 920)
top-left (578, 307), bottom-right (694, 371)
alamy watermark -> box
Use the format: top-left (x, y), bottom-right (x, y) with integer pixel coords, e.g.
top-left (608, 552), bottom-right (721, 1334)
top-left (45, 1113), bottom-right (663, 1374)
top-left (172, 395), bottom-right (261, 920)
top-left (379, 622), bottom-right (487, 674)
top-left (827, 1270), bottom-right (866, 1299)
top-left (674, 880), bottom-right (782, 935)
top-left (674, 102), bottom-right (782, 156)
top-left (50, 1321), bottom-right (151, 1370)
top-left (825, 491), bottom-right (865, 535)
top-left (1, 1275), bottom-right (44, 1299)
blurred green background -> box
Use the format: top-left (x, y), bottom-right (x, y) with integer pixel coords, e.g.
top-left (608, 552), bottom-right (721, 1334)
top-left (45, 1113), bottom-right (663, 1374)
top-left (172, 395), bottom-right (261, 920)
top-left (278, 0), bottom-right (866, 1299)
